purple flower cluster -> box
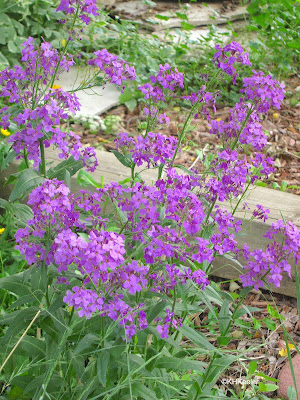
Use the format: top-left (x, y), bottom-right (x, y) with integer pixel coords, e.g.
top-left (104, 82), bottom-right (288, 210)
top-left (57, 0), bottom-right (99, 25)
top-left (156, 309), bottom-right (183, 339)
top-left (241, 220), bottom-right (300, 289)
top-left (115, 132), bottom-right (178, 167)
top-left (0, 38), bottom-right (97, 171)
top-left (88, 49), bottom-right (136, 87)
top-left (241, 70), bottom-right (285, 113)
top-left (205, 149), bottom-right (250, 201)
top-left (11, 35), bottom-right (300, 343)
top-left (15, 180), bottom-right (79, 265)
top-left (138, 63), bottom-right (184, 103)
top-left (210, 100), bottom-right (268, 150)
top-left (149, 63), bottom-right (184, 91)
top-left (213, 41), bottom-right (251, 84)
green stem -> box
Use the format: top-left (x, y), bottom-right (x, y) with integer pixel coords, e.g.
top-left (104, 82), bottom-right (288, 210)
top-left (39, 139), bottom-right (46, 177)
top-left (231, 106), bottom-right (254, 150)
top-left (23, 149), bottom-right (30, 169)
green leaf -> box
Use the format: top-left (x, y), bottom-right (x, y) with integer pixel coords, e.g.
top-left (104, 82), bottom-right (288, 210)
top-left (16, 335), bottom-right (46, 359)
top-left (155, 14), bottom-right (170, 21)
top-left (119, 87), bottom-right (135, 103)
top-left (262, 318), bottom-right (277, 331)
top-left (9, 203), bottom-right (34, 228)
top-left (97, 350), bottom-right (110, 386)
top-left (1, 306), bottom-right (40, 346)
top-left (24, 373), bottom-right (64, 395)
top-left (248, 361), bottom-right (257, 376)
top-left (156, 356), bottom-right (205, 372)
top-left (74, 333), bottom-right (99, 355)
top-left (218, 299), bottom-right (231, 336)
top-left (173, 165), bottom-right (194, 175)
top-left (131, 382), bottom-right (157, 400)
top-left (1, 148), bottom-right (16, 170)
top-left (258, 382), bottom-right (278, 392)
top-left (9, 169), bottom-right (44, 202)
top-left (217, 336), bottom-right (231, 346)
top-left (76, 169), bottom-right (102, 188)
top-left (181, 21), bottom-right (195, 30)
top-left (0, 273), bottom-right (32, 297)
top-left (146, 300), bottom-right (166, 323)
top-left (176, 12), bottom-right (188, 21)
top-left (125, 98), bottom-right (137, 111)
top-left (47, 156), bottom-right (83, 180)
top-left (111, 150), bottom-right (132, 168)
top-left (7, 40), bottom-right (18, 53)
top-left (178, 325), bottom-right (215, 352)
top-left (256, 372), bottom-right (279, 382)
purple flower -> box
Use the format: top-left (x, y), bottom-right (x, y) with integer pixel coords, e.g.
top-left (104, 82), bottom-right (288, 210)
top-left (115, 132), bottom-right (178, 168)
top-left (240, 220), bottom-right (300, 289)
top-left (57, 0), bottom-right (99, 25)
top-left (241, 70), bottom-right (285, 113)
top-left (88, 49), bottom-right (136, 87)
top-left (213, 41), bottom-right (251, 84)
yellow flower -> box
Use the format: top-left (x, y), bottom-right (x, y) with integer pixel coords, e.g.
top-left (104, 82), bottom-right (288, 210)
top-left (61, 39), bottom-right (67, 48)
top-left (1, 128), bottom-right (10, 137)
top-left (51, 84), bottom-right (61, 90)
top-left (173, 106), bottom-right (181, 112)
top-left (278, 344), bottom-right (295, 356)
top-left (0, 228), bottom-right (5, 235)
top-left (273, 113), bottom-right (280, 119)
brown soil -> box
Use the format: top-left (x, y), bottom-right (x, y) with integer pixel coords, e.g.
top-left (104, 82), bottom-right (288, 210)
top-left (195, 279), bottom-right (300, 398)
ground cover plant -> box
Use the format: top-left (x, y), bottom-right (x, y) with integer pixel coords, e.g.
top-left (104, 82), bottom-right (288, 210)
top-left (0, 1), bottom-right (300, 399)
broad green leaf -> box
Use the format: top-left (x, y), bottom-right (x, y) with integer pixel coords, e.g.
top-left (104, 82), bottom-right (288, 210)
top-left (173, 164), bottom-right (194, 175)
top-left (248, 361), bottom-right (257, 375)
top-left (258, 382), bottom-right (278, 392)
top-left (156, 356), bottom-right (205, 372)
top-left (178, 325), bottom-right (215, 352)
top-left (146, 300), bottom-right (166, 323)
top-left (155, 14), bottom-right (170, 21)
top-left (176, 12), bottom-right (188, 21)
top-left (181, 21), bottom-right (195, 30)
top-left (125, 98), bottom-right (137, 111)
top-left (111, 150), bottom-right (132, 168)
top-left (15, 335), bottom-right (46, 359)
top-left (8, 203), bottom-right (33, 228)
top-left (97, 350), bottom-right (110, 386)
top-left (0, 274), bottom-right (32, 297)
top-left (256, 372), bottom-right (279, 382)
top-left (218, 299), bottom-right (231, 336)
top-left (9, 169), bottom-right (44, 202)
top-left (47, 156), bottom-right (83, 180)
top-left (131, 382), bottom-right (157, 400)
top-left (1, 306), bottom-right (40, 346)
top-left (77, 169), bottom-right (102, 188)
top-left (217, 336), bottom-right (231, 346)
top-left (74, 333), bottom-right (99, 355)
top-left (1, 148), bottom-right (16, 170)
top-left (24, 373), bottom-right (64, 395)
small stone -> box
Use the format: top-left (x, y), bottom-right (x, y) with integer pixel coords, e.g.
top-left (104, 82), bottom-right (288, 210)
top-left (232, 330), bottom-right (244, 339)
top-left (229, 281), bottom-right (240, 292)
top-left (274, 158), bottom-right (281, 168)
top-left (278, 354), bottom-right (300, 399)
